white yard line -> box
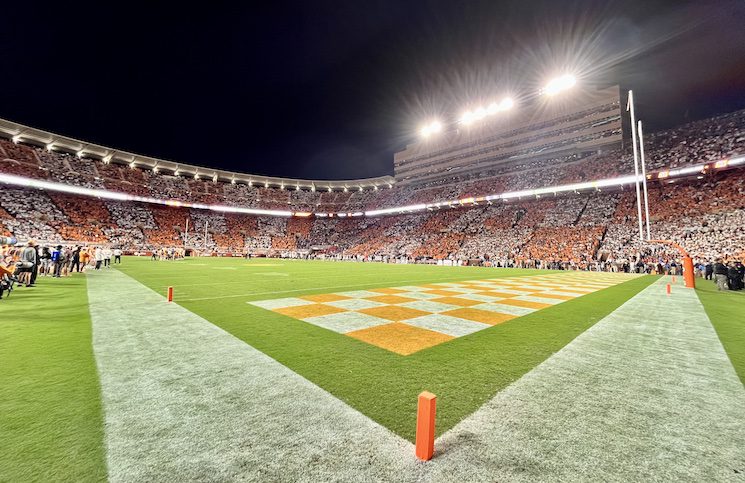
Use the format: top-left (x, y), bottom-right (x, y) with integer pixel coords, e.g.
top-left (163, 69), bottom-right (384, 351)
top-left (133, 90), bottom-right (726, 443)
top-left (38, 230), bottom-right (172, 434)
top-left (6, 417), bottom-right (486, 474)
top-left (88, 269), bottom-right (421, 482)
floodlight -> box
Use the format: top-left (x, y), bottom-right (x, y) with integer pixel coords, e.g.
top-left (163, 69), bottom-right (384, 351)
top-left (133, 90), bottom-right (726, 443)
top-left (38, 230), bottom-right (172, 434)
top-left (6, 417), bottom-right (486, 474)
top-left (130, 162), bottom-right (136, 169)
top-left (543, 74), bottom-right (576, 96)
top-left (499, 97), bottom-right (514, 110)
top-left (460, 111), bottom-right (474, 125)
top-left (486, 102), bottom-right (499, 115)
top-left (343, 187), bottom-right (348, 193)
top-left (194, 173), bottom-right (199, 179)
top-left (11, 135), bottom-right (20, 144)
top-left (310, 185), bottom-right (316, 192)
top-left (77, 151), bottom-right (84, 158)
top-left (419, 120), bottom-right (443, 138)
top-left (46, 143), bottom-right (55, 151)
top-left (473, 107), bottom-right (486, 120)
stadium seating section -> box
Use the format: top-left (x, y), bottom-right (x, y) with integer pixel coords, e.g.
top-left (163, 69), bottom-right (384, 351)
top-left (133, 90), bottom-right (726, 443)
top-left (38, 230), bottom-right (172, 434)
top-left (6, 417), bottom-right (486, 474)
top-left (1, 109), bottom-right (744, 266)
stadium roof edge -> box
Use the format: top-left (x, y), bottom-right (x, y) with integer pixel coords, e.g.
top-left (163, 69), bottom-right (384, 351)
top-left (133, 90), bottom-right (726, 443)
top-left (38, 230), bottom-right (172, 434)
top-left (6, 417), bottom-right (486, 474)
top-left (0, 117), bottom-right (396, 190)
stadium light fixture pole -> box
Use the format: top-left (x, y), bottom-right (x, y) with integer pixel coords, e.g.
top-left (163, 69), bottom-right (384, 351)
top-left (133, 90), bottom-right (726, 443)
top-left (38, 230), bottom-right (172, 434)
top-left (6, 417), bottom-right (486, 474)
top-left (638, 120), bottom-right (652, 240)
top-left (626, 90), bottom-right (645, 244)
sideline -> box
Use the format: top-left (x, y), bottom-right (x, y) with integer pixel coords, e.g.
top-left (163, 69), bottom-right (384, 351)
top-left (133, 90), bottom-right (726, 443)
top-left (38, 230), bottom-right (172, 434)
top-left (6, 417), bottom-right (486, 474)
top-left (88, 269), bottom-right (420, 482)
top-left (426, 276), bottom-right (745, 480)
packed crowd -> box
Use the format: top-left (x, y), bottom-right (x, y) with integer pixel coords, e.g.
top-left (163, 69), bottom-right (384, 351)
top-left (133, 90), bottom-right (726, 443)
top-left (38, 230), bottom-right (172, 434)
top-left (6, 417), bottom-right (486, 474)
top-left (1, 108), bottom-right (744, 282)
top-left (2, 108), bottom-right (744, 214)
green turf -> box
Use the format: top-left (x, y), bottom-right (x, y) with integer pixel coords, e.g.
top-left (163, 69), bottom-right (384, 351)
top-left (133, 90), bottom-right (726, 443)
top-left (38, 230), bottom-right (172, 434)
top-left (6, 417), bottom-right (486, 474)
top-left (0, 274), bottom-right (107, 482)
top-left (695, 279), bottom-right (745, 385)
top-left (118, 257), bottom-right (656, 441)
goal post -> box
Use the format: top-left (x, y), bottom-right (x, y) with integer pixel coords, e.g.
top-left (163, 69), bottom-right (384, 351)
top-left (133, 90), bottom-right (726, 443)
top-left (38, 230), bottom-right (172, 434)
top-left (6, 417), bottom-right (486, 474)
top-left (648, 239), bottom-right (696, 289)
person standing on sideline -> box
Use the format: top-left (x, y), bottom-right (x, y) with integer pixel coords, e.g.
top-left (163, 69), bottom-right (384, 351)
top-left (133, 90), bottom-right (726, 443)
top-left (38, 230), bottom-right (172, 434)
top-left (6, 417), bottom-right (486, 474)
top-left (103, 246), bottom-right (112, 268)
top-left (51, 245), bottom-right (64, 278)
top-left (70, 246), bottom-right (81, 272)
top-left (40, 246), bottom-right (52, 276)
top-left (94, 246), bottom-right (104, 270)
top-left (61, 246), bottom-right (72, 276)
top-left (18, 240), bottom-right (38, 287)
top-left (713, 258), bottom-right (729, 291)
top-left (113, 247), bottom-right (122, 264)
top-left (705, 261), bottom-right (713, 280)
top-left (728, 262), bottom-right (742, 291)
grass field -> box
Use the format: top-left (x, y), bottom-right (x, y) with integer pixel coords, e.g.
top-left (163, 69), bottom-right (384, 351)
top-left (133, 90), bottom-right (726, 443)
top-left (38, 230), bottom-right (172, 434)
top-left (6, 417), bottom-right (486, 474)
top-left (0, 274), bottom-right (107, 482)
top-left (696, 278), bottom-right (745, 384)
top-left (3, 258), bottom-right (743, 481)
top-left (117, 257), bottom-right (657, 440)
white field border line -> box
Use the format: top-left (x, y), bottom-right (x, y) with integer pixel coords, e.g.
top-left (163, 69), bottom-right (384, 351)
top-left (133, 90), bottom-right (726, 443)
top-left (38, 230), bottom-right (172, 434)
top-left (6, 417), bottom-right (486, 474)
top-left (424, 276), bottom-right (745, 480)
top-left (111, 267), bottom-right (560, 285)
top-left (90, 269), bottom-right (663, 480)
top-left (178, 273), bottom-right (637, 302)
top-left (120, 268), bottom-right (634, 293)
top-left (87, 269), bottom-right (420, 481)
top-left (137, 271), bottom-right (557, 289)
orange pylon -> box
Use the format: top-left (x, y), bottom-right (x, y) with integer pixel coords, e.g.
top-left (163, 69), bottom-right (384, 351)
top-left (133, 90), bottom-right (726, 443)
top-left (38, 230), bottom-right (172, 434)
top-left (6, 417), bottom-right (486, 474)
top-left (167, 286), bottom-right (173, 302)
top-left (415, 391), bottom-right (436, 461)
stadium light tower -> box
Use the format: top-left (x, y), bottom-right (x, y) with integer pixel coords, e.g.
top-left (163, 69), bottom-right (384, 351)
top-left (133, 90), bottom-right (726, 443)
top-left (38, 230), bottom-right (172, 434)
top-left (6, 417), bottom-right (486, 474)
top-left (542, 74), bottom-right (576, 96)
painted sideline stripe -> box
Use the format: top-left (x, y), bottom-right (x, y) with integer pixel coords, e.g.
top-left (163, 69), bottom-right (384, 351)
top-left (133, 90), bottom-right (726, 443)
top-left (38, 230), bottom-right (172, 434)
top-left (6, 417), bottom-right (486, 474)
top-left (426, 276), bottom-right (745, 481)
top-left (87, 269), bottom-right (421, 481)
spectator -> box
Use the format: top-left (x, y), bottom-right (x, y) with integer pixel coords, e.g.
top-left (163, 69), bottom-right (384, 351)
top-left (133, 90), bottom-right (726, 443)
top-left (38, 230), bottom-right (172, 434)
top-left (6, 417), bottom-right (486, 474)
top-left (94, 246), bottom-right (103, 270)
top-left (17, 240), bottom-right (37, 287)
top-left (713, 258), bottom-right (729, 291)
top-left (51, 245), bottom-right (64, 278)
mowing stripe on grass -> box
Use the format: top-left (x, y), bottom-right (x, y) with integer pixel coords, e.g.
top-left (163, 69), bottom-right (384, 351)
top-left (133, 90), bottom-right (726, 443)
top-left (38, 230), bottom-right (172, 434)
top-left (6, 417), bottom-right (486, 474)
top-left (87, 269), bottom-right (421, 481)
top-left (426, 276), bottom-right (745, 481)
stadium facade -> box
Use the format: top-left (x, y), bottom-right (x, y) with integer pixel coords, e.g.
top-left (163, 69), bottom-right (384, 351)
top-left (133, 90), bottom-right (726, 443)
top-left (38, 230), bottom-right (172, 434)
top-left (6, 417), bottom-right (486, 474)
top-left (394, 86), bottom-right (622, 186)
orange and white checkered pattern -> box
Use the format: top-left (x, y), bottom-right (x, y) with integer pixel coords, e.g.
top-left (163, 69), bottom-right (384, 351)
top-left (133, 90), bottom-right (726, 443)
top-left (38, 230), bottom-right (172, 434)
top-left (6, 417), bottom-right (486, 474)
top-left (248, 272), bottom-right (641, 355)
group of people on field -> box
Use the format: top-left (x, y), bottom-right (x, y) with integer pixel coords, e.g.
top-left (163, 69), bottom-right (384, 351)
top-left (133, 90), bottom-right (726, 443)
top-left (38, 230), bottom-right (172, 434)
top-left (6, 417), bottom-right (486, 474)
top-left (0, 239), bottom-right (123, 298)
top-left (701, 259), bottom-right (745, 291)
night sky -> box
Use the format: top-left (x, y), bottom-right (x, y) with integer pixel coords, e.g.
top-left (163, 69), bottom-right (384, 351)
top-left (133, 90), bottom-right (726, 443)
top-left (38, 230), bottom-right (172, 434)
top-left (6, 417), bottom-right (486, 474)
top-left (2, 1), bottom-right (744, 180)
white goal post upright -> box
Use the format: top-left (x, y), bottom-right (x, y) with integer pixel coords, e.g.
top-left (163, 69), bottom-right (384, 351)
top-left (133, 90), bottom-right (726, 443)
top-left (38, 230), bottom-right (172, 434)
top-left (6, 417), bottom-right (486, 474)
top-left (638, 120), bottom-right (652, 240)
top-left (627, 90), bottom-right (645, 244)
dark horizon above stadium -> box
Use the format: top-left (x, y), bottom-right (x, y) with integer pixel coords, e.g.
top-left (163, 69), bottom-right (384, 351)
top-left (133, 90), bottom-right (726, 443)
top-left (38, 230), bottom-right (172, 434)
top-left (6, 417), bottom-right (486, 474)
top-left (2, 0), bottom-right (744, 180)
